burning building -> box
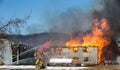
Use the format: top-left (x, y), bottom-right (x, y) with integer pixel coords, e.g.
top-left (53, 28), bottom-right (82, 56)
top-left (43, 46), bottom-right (98, 66)
top-left (0, 0), bottom-right (120, 66)
top-left (0, 17), bottom-right (120, 66)
top-left (33, 18), bottom-right (120, 66)
top-left (65, 18), bottom-right (111, 63)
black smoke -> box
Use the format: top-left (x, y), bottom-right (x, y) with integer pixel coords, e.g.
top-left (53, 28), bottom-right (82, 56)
top-left (98, 0), bottom-right (120, 61)
top-left (101, 0), bottom-right (120, 37)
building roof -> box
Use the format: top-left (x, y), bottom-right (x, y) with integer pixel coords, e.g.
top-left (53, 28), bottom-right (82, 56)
top-left (0, 33), bottom-right (69, 48)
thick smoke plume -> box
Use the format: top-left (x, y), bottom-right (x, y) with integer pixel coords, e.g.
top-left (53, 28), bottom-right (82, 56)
top-left (25, 0), bottom-right (103, 35)
top-left (44, 1), bottom-right (105, 36)
top-left (45, 0), bottom-right (120, 37)
top-left (48, 8), bottom-right (93, 35)
top-left (96, 0), bottom-right (120, 37)
top-left (97, 0), bottom-right (120, 60)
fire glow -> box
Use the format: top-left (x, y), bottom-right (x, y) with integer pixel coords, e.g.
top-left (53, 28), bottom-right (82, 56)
top-left (65, 18), bottom-right (111, 63)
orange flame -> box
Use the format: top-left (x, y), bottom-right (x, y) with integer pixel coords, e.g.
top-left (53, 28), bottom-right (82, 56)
top-left (66, 18), bottom-right (111, 63)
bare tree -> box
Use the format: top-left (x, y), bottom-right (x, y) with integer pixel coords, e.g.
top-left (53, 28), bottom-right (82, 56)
top-left (0, 16), bottom-right (30, 65)
top-left (0, 16), bottom-right (30, 34)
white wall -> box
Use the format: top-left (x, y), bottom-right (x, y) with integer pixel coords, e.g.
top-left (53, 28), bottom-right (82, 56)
top-left (3, 40), bottom-right (12, 65)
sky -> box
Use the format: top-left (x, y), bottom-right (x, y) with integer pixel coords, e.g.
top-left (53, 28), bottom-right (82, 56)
top-left (0, 0), bottom-right (98, 34)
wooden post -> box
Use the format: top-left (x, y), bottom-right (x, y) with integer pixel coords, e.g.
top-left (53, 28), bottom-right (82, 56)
top-left (17, 45), bottom-right (19, 64)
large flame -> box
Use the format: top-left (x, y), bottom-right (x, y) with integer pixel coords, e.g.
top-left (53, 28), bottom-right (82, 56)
top-left (66, 18), bottom-right (111, 63)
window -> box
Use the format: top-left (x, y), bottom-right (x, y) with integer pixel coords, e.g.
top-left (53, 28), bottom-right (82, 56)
top-left (84, 57), bottom-right (89, 62)
top-left (58, 47), bottom-right (62, 51)
top-left (73, 47), bottom-right (78, 52)
top-left (82, 47), bottom-right (88, 52)
top-left (56, 47), bottom-right (62, 51)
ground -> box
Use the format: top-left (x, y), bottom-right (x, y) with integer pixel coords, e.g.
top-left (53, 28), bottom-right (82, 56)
top-left (82, 66), bottom-right (120, 70)
top-left (0, 66), bottom-right (120, 70)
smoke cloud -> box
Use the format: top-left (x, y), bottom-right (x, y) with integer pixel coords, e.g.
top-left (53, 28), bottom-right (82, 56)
top-left (96, 0), bottom-right (120, 37)
top-left (45, 0), bottom-right (120, 37)
top-left (95, 0), bottom-right (120, 60)
top-left (24, 0), bottom-right (104, 35)
top-left (44, 1), bottom-right (104, 35)
top-left (48, 8), bottom-right (92, 34)
top-left (24, 0), bottom-right (120, 37)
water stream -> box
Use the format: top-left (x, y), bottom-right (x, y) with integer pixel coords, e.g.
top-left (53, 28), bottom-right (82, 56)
top-left (12, 44), bottom-right (45, 65)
